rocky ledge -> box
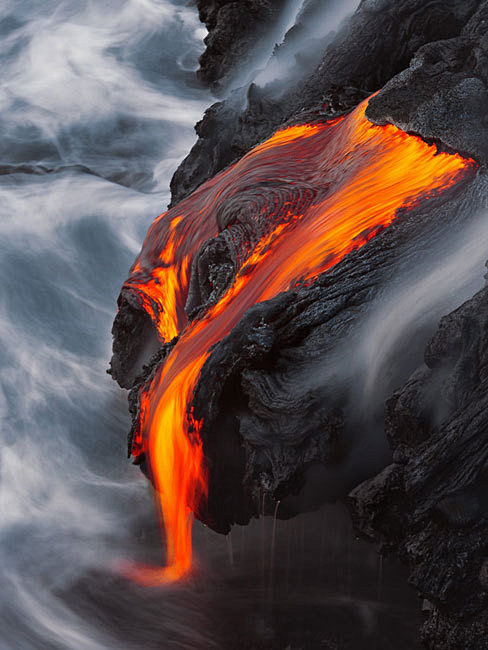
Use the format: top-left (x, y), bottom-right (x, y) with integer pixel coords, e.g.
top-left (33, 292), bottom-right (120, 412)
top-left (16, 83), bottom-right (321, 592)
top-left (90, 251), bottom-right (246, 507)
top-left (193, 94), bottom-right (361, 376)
top-left (195, 0), bottom-right (287, 94)
top-left (350, 274), bottom-right (488, 649)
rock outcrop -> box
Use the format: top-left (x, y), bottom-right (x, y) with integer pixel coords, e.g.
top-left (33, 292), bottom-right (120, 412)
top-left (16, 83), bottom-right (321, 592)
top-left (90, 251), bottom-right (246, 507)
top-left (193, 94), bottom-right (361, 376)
top-left (367, 2), bottom-right (488, 165)
top-left (195, 0), bottom-right (287, 93)
top-left (350, 274), bottom-right (488, 649)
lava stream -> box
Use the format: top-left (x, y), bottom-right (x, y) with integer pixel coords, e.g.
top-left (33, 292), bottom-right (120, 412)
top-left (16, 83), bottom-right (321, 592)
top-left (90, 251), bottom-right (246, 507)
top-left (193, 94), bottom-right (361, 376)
top-left (121, 97), bottom-right (475, 585)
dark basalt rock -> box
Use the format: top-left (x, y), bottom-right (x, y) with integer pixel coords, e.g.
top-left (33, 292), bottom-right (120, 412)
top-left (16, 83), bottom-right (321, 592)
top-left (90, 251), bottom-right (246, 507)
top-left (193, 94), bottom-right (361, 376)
top-left (349, 278), bottom-right (488, 649)
top-left (171, 0), bottom-right (481, 205)
top-left (367, 3), bottom-right (488, 165)
top-left (126, 339), bottom-right (177, 466)
top-left (108, 293), bottom-right (161, 389)
top-left (195, 0), bottom-right (287, 94)
top-left (434, 478), bottom-right (488, 528)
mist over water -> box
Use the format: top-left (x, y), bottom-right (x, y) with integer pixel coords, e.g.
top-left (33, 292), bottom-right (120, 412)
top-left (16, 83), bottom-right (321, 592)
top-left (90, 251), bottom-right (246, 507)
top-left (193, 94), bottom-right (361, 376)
top-left (1, 2), bottom-right (423, 648)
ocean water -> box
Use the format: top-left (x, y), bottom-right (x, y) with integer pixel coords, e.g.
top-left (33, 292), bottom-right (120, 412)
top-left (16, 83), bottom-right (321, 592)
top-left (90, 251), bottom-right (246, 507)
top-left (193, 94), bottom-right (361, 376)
top-left (0, 2), bottom-right (424, 648)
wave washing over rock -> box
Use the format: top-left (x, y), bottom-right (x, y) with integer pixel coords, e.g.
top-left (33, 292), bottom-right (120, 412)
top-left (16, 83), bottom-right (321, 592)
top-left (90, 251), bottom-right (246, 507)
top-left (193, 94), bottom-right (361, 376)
top-left (2, 0), bottom-right (487, 649)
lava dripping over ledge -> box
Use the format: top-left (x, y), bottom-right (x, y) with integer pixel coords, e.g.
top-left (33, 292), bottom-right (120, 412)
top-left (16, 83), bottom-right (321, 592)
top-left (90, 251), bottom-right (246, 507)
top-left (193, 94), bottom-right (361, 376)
top-left (114, 96), bottom-right (476, 585)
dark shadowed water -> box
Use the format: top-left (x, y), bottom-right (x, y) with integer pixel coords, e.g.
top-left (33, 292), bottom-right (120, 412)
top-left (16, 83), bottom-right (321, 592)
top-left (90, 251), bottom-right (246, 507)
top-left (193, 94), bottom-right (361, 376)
top-left (0, 1), bottom-right (433, 648)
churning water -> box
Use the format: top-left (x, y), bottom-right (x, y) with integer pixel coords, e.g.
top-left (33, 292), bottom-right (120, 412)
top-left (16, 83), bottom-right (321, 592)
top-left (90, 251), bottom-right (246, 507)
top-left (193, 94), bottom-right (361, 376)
top-left (0, 2), bottom-right (422, 648)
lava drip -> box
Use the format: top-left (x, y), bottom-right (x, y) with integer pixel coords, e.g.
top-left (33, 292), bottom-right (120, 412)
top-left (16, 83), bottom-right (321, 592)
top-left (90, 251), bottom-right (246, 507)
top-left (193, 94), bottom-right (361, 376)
top-left (121, 97), bottom-right (475, 585)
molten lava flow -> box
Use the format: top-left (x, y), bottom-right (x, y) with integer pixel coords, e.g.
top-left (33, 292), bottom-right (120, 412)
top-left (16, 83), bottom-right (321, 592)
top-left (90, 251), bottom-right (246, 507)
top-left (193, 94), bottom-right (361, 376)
top-left (122, 97), bottom-right (475, 585)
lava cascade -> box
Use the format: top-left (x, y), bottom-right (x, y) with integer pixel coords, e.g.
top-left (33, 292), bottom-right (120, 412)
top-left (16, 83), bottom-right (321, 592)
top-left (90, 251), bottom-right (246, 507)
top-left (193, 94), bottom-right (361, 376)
top-left (121, 97), bottom-right (475, 585)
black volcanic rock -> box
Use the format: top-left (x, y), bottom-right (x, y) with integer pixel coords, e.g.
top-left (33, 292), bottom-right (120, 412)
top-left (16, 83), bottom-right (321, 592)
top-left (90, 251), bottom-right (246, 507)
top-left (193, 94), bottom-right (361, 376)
top-left (349, 276), bottom-right (488, 649)
top-left (109, 293), bottom-right (161, 389)
top-left (195, 0), bottom-right (287, 94)
top-left (171, 0), bottom-right (481, 205)
top-left (367, 2), bottom-right (488, 165)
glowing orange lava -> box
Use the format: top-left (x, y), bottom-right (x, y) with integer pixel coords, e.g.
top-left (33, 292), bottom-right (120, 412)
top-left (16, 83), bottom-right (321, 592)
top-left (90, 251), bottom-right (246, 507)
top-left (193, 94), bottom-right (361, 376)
top-left (121, 97), bottom-right (475, 585)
